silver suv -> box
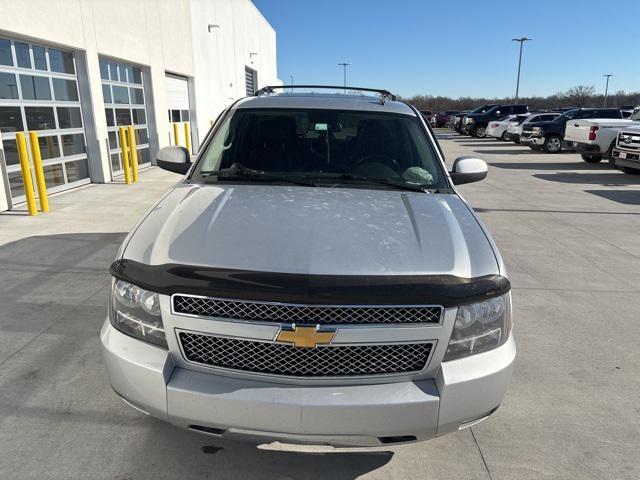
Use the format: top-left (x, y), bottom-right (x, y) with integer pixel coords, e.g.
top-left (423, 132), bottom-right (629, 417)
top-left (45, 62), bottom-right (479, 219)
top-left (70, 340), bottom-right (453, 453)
top-left (101, 86), bottom-right (515, 447)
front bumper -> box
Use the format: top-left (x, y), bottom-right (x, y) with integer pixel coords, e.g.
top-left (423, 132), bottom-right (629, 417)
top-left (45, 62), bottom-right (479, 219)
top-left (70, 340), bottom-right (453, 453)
top-left (101, 320), bottom-right (515, 447)
top-left (612, 148), bottom-right (640, 168)
top-left (521, 135), bottom-right (543, 146)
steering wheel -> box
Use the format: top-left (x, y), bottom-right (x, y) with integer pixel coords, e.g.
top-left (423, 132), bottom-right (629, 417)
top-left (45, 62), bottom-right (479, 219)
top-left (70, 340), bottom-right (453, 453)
top-left (354, 154), bottom-right (401, 173)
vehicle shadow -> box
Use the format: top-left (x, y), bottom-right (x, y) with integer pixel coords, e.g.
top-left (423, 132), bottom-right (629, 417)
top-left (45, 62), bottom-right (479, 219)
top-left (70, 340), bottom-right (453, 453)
top-left (533, 172), bottom-right (640, 186)
top-left (474, 148), bottom-right (545, 155)
top-left (584, 190), bottom-right (640, 205)
top-left (462, 143), bottom-right (520, 147)
top-left (123, 419), bottom-right (395, 479)
top-left (488, 162), bottom-right (611, 171)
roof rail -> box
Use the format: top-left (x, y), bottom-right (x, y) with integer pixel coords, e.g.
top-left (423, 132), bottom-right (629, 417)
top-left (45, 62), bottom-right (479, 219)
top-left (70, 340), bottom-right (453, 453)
top-left (254, 85), bottom-right (397, 102)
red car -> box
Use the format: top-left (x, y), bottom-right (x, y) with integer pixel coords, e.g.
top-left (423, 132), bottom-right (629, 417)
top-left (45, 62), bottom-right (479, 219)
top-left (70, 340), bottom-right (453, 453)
top-left (420, 110), bottom-right (435, 127)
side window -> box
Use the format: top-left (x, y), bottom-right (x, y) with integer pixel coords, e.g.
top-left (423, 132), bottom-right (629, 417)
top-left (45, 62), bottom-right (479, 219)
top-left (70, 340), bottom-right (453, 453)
top-left (530, 116), bottom-right (540, 123)
top-left (598, 110), bottom-right (620, 119)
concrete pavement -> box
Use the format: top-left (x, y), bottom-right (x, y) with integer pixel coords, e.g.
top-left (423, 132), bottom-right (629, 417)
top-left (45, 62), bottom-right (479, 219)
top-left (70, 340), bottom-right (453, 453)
top-left (0, 135), bottom-right (639, 479)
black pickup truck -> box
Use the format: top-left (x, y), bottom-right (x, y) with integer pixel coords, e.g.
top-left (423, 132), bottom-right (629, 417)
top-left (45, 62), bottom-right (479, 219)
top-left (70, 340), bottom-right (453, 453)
top-left (462, 104), bottom-right (529, 138)
top-left (521, 108), bottom-right (623, 153)
top-left (456, 104), bottom-right (497, 134)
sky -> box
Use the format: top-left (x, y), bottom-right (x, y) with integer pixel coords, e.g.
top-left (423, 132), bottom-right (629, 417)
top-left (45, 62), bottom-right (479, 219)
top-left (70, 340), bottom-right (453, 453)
top-left (252, 0), bottom-right (640, 99)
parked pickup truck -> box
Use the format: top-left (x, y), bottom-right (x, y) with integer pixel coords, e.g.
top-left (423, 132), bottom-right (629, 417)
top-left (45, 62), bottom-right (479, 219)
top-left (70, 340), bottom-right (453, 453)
top-left (521, 108), bottom-right (623, 153)
top-left (611, 119), bottom-right (640, 174)
top-left (565, 108), bottom-right (639, 163)
top-left (456, 105), bottom-right (496, 134)
top-left (463, 104), bottom-right (529, 138)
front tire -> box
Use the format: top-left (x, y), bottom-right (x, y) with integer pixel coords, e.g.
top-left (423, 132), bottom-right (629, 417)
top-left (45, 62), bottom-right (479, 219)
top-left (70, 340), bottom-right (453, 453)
top-left (581, 153), bottom-right (603, 163)
top-left (543, 135), bottom-right (562, 153)
top-left (501, 131), bottom-right (508, 141)
top-left (473, 125), bottom-right (487, 138)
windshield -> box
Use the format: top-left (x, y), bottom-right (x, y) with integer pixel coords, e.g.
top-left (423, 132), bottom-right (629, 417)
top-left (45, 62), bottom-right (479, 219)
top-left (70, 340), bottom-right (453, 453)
top-left (470, 104), bottom-right (496, 114)
top-left (194, 108), bottom-right (447, 190)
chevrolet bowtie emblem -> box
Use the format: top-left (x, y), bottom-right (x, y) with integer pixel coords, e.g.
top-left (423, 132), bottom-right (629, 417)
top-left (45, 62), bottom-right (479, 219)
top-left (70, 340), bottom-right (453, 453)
top-left (276, 324), bottom-right (336, 348)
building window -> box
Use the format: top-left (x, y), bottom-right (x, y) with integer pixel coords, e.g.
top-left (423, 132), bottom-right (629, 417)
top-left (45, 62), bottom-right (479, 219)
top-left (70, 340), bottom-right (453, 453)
top-left (245, 66), bottom-right (258, 96)
top-left (100, 56), bottom-right (151, 174)
top-left (0, 37), bottom-right (90, 201)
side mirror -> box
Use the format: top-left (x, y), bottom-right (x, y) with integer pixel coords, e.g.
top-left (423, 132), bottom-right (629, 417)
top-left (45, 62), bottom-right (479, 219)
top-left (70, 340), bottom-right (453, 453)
top-left (156, 146), bottom-right (191, 175)
top-left (449, 156), bottom-right (488, 185)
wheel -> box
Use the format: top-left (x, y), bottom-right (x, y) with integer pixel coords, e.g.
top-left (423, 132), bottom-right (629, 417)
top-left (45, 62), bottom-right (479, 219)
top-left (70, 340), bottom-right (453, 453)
top-left (620, 166), bottom-right (640, 175)
top-left (473, 125), bottom-right (487, 138)
top-left (581, 153), bottom-right (603, 163)
top-left (501, 131), bottom-right (508, 141)
top-left (606, 141), bottom-right (616, 160)
top-left (543, 135), bottom-right (562, 153)
top-left (529, 145), bottom-right (542, 151)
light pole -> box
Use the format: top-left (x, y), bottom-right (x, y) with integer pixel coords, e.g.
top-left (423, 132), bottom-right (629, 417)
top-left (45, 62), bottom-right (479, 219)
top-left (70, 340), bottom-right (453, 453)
top-left (338, 62), bottom-right (351, 93)
top-left (603, 74), bottom-right (613, 107)
top-left (290, 74), bottom-right (294, 92)
top-left (512, 37), bottom-right (532, 102)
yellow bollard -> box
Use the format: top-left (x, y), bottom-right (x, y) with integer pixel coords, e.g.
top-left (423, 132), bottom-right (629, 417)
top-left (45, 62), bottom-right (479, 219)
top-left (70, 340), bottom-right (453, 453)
top-left (118, 127), bottom-right (132, 185)
top-left (16, 132), bottom-right (38, 216)
top-left (28, 131), bottom-right (49, 212)
top-left (172, 122), bottom-right (180, 146)
top-left (183, 122), bottom-right (191, 153)
top-left (127, 126), bottom-right (139, 182)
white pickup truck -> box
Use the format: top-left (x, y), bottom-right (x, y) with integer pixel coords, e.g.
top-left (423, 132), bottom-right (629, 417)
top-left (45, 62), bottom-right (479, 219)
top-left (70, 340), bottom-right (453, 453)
top-left (611, 123), bottom-right (640, 174)
top-left (564, 107), bottom-right (640, 164)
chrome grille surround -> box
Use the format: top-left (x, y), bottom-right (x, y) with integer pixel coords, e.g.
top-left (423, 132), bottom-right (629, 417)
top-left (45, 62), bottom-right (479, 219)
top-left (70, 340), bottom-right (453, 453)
top-left (618, 132), bottom-right (640, 150)
top-left (172, 294), bottom-right (443, 325)
top-left (178, 330), bottom-right (433, 377)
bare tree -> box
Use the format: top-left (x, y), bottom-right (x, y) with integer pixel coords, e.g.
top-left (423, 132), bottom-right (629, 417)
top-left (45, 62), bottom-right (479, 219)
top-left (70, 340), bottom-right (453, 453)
top-left (558, 85), bottom-right (595, 107)
top-left (401, 86), bottom-right (639, 112)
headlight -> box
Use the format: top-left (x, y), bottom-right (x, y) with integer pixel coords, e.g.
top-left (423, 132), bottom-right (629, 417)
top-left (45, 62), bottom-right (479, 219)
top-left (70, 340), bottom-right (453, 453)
top-left (110, 279), bottom-right (167, 348)
top-left (443, 293), bottom-right (512, 361)
top-left (531, 127), bottom-right (542, 136)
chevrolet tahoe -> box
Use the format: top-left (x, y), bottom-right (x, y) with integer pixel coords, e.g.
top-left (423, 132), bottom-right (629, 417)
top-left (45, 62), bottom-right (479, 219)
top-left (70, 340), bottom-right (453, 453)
top-left (100, 86), bottom-right (515, 447)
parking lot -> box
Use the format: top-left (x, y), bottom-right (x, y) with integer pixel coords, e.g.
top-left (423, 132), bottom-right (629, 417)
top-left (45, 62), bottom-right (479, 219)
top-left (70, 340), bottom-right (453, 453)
top-left (1, 132), bottom-right (639, 479)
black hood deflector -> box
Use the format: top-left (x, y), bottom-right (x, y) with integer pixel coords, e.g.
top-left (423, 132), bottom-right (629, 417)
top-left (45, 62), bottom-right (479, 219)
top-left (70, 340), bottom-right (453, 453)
top-left (110, 259), bottom-right (510, 307)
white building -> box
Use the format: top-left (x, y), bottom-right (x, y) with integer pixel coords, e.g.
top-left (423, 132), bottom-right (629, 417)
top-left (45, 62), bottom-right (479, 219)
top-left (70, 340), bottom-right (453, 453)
top-left (0, 0), bottom-right (278, 212)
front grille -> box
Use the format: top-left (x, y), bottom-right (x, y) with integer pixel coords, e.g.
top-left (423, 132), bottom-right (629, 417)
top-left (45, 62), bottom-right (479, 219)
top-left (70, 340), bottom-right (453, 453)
top-left (172, 295), bottom-right (442, 325)
top-left (618, 133), bottom-right (640, 150)
top-left (179, 332), bottom-right (432, 377)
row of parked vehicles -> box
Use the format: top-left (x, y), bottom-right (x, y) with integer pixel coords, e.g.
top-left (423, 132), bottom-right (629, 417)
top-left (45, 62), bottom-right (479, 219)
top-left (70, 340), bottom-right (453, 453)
top-left (430, 104), bottom-right (640, 174)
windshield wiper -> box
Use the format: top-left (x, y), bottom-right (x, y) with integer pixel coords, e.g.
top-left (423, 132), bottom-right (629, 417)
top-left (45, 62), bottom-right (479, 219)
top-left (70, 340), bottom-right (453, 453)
top-left (201, 164), bottom-right (317, 187)
top-left (322, 174), bottom-right (432, 193)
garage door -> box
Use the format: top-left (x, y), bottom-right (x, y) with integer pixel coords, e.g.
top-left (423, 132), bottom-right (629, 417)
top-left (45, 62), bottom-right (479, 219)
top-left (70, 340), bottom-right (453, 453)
top-left (0, 36), bottom-right (92, 204)
top-left (165, 74), bottom-right (191, 149)
top-left (100, 57), bottom-right (152, 175)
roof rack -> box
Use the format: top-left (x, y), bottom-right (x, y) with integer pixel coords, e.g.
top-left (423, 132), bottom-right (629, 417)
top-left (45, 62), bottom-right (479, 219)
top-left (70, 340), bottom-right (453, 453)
top-left (254, 85), bottom-right (397, 103)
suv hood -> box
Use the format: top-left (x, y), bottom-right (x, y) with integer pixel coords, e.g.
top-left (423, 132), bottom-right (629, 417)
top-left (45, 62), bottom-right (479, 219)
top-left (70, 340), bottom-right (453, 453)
top-left (620, 125), bottom-right (640, 134)
top-left (121, 184), bottom-right (499, 277)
